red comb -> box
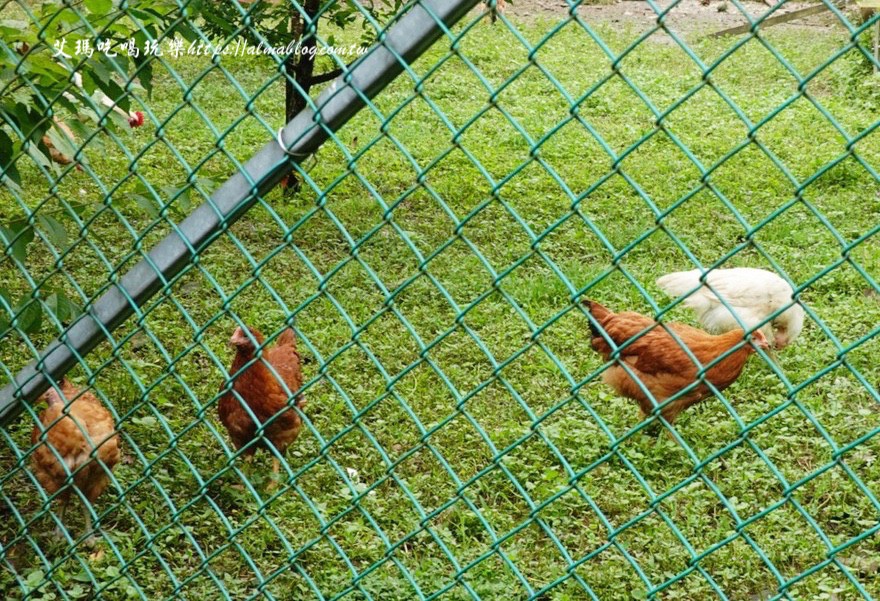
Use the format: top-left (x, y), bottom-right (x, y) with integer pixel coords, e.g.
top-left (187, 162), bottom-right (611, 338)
top-left (129, 111), bottom-right (145, 128)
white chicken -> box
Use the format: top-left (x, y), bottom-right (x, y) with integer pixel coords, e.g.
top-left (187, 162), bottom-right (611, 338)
top-left (42, 71), bottom-right (145, 170)
top-left (69, 72), bottom-right (145, 128)
top-left (656, 267), bottom-right (804, 350)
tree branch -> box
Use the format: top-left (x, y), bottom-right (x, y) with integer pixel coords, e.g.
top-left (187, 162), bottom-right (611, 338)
top-left (307, 67), bottom-right (345, 85)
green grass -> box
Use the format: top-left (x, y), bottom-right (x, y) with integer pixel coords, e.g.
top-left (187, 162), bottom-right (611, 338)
top-left (2, 11), bottom-right (880, 601)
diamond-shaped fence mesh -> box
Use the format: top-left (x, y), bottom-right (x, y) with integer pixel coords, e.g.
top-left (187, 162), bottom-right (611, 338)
top-left (1, 0), bottom-right (879, 598)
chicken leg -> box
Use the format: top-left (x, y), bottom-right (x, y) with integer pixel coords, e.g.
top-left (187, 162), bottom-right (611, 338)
top-left (83, 504), bottom-right (97, 546)
top-left (53, 501), bottom-right (68, 539)
top-left (639, 408), bottom-right (680, 443)
top-left (267, 457), bottom-right (281, 491)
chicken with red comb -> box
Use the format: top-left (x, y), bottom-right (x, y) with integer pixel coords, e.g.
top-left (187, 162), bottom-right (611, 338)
top-left (218, 326), bottom-right (305, 489)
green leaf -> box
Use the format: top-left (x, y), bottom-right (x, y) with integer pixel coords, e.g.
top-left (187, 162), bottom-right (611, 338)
top-left (78, 71), bottom-right (99, 97)
top-left (11, 87), bottom-right (31, 106)
top-left (1, 221), bottom-right (34, 263)
top-left (0, 287), bottom-right (10, 333)
top-left (173, 21), bottom-right (200, 43)
top-left (43, 124), bottom-right (78, 162)
top-left (68, 201), bottom-right (91, 217)
top-left (46, 292), bottom-right (81, 324)
top-left (93, 76), bottom-right (128, 121)
top-left (98, 53), bottom-right (130, 79)
top-left (11, 104), bottom-right (45, 142)
top-left (71, 571), bottom-right (92, 583)
top-left (37, 214), bottom-right (68, 249)
top-left (26, 144), bottom-right (53, 170)
top-left (25, 569), bottom-right (44, 589)
top-left (0, 66), bottom-right (15, 87)
top-left (84, 0), bottom-right (112, 15)
top-left (130, 193), bottom-right (160, 219)
top-left (59, 293), bottom-right (82, 321)
top-left (89, 59), bottom-right (113, 87)
top-left (0, 128), bottom-right (21, 186)
top-left (177, 187), bottom-right (192, 212)
top-left (24, 54), bottom-right (68, 80)
top-left (160, 184), bottom-right (179, 198)
top-left (108, 108), bottom-right (131, 130)
top-left (138, 60), bottom-right (153, 98)
top-left (53, 10), bottom-right (81, 26)
top-left (14, 297), bottom-right (42, 334)
top-left (196, 176), bottom-right (218, 194)
top-left (159, 183), bottom-right (192, 212)
top-left (92, 69), bottom-right (131, 115)
top-left (55, 92), bottom-right (81, 115)
top-left (45, 292), bottom-right (61, 320)
top-left (0, 174), bottom-right (22, 196)
top-left (65, 118), bottom-right (94, 142)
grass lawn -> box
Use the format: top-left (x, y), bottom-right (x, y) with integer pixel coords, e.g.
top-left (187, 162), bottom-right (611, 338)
top-left (1, 7), bottom-right (880, 601)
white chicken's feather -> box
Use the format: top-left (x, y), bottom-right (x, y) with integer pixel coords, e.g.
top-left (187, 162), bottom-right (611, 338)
top-left (656, 267), bottom-right (804, 349)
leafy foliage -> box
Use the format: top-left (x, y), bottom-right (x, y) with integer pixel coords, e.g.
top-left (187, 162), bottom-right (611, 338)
top-left (0, 0), bottom-right (197, 335)
top-left (188, 0), bottom-right (405, 53)
top-left (0, 0), bottom-right (405, 334)
top-left (187, 0), bottom-right (406, 134)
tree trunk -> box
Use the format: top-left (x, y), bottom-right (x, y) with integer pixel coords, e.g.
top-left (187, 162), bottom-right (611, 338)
top-left (284, 0), bottom-right (320, 123)
top-left (282, 0), bottom-right (319, 194)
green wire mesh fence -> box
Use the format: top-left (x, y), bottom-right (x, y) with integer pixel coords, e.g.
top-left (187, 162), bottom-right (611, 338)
top-left (1, 0), bottom-right (879, 598)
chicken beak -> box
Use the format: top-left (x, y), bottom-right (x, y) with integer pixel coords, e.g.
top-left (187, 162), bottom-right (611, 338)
top-left (764, 346), bottom-right (780, 366)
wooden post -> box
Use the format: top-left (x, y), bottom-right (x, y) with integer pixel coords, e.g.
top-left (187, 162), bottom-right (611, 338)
top-left (875, 18), bottom-right (879, 74)
top-left (856, 2), bottom-right (880, 73)
top-left (707, 2), bottom-right (838, 38)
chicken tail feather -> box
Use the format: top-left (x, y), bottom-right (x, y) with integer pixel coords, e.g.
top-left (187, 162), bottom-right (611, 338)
top-left (656, 271), bottom-right (699, 298)
top-left (582, 299), bottom-right (612, 337)
top-left (276, 328), bottom-right (298, 350)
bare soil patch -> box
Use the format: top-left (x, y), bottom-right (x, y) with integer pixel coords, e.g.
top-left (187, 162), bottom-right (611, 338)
top-left (499, 0), bottom-right (847, 38)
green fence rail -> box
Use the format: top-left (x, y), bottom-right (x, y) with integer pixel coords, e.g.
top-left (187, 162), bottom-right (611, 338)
top-left (1, 0), bottom-right (879, 599)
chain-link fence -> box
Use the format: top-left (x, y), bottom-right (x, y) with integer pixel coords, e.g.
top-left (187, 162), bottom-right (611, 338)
top-left (2, 0), bottom-right (879, 598)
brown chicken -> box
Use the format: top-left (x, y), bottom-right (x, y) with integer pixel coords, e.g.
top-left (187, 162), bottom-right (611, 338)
top-left (42, 119), bottom-right (83, 171)
top-left (584, 300), bottom-right (768, 428)
top-left (42, 107), bottom-right (144, 171)
top-left (218, 326), bottom-right (305, 488)
top-left (30, 379), bottom-right (121, 542)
